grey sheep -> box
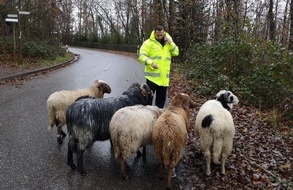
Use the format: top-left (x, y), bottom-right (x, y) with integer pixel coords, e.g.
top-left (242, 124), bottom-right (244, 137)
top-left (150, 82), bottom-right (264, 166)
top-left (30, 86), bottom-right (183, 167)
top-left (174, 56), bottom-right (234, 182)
top-left (66, 83), bottom-right (152, 176)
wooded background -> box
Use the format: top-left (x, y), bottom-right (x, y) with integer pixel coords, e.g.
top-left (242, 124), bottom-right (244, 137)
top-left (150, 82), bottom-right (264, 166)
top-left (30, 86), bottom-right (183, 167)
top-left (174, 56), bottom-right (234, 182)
top-left (1, 0), bottom-right (293, 53)
top-left (0, 0), bottom-right (292, 122)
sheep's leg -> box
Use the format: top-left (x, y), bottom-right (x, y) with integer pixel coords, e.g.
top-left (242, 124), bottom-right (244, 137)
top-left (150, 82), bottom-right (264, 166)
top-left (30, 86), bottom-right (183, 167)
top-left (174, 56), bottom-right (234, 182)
top-left (166, 167), bottom-right (173, 190)
top-left (204, 151), bottom-right (211, 176)
top-left (120, 160), bottom-right (130, 180)
top-left (61, 130), bottom-right (67, 137)
top-left (67, 144), bottom-right (76, 170)
top-left (48, 122), bottom-right (54, 131)
top-left (221, 153), bottom-right (227, 175)
top-left (76, 150), bottom-right (87, 176)
top-left (136, 150), bottom-right (142, 157)
top-left (57, 126), bottom-right (66, 144)
top-left (142, 146), bottom-right (146, 158)
top-left (159, 163), bottom-right (164, 180)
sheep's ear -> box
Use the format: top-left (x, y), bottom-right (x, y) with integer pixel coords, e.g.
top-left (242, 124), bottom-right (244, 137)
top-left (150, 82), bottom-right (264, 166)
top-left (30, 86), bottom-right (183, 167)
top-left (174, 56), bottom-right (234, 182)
top-left (170, 94), bottom-right (181, 106)
top-left (182, 98), bottom-right (190, 110)
top-left (182, 97), bottom-right (195, 110)
top-left (99, 82), bottom-right (111, 94)
top-left (171, 93), bottom-right (194, 109)
top-left (189, 99), bottom-right (196, 109)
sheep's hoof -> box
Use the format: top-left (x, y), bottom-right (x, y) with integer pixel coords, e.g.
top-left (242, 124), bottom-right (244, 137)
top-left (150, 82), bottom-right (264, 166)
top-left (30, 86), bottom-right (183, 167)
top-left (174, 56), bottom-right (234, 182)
top-left (121, 173), bottom-right (130, 180)
top-left (136, 150), bottom-right (142, 157)
top-left (57, 137), bottom-right (63, 144)
top-left (48, 126), bottom-right (53, 131)
top-left (78, 169), bottom-right (88, 176)
top-left (61, 131), bottom-right (67, 138)
top-left (126, 164), bottom-right (131, 172)
top-left (68, 163), bottom-right (76, 170)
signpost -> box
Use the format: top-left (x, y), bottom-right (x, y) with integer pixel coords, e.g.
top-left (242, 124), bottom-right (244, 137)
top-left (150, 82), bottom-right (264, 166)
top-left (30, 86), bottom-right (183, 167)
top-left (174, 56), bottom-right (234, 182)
top-left (5, 14), bottom-right (19, 57)
top-left (5, 7), bottom-right (30, 61)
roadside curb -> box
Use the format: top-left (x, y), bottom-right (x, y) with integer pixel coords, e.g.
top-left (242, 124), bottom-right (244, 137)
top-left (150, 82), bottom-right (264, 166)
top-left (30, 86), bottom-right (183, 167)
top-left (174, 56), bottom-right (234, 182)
top-left (0, 53), bottom-right (79, 82)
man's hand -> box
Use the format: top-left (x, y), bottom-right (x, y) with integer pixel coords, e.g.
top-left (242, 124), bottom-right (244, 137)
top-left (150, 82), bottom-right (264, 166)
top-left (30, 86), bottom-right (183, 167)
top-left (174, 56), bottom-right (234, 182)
top-left (164, 36), bottom-right (172, 44)
top-left (151, 62), bottom-right (159, 69)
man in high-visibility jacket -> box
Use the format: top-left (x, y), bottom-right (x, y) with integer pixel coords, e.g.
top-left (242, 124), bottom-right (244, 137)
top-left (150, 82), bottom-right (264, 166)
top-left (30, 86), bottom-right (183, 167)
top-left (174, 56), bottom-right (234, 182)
top-left (138, 25), bottom-right (179, 108)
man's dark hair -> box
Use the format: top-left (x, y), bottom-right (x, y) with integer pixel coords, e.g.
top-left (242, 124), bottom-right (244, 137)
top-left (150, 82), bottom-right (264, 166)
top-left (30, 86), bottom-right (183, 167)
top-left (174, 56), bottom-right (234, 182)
top-left (155, 25), bottom-right (164, 31)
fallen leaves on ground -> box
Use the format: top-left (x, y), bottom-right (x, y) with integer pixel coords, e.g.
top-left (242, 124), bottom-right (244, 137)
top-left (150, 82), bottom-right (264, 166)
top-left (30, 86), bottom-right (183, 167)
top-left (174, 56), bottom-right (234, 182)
top-left (168, 71), bottom-right (293, 190)
top-left (1, 51), bottom-right (292, 189)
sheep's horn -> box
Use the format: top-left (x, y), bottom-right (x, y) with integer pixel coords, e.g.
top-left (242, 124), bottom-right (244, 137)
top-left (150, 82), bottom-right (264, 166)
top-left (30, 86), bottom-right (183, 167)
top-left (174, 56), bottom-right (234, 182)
top-left (98, 81), bottom-right (112, 94)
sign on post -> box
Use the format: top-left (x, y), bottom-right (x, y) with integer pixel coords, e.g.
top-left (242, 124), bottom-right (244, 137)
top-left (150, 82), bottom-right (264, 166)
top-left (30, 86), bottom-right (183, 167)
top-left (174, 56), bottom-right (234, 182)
top-left (5, 18), bottom-right (18, 22)
top-left (7, 14), bottom-right (18, 18)
top-left (6, 13), bottom-right (18, 22)
top-left (19, 11), bottom-right (30, 15)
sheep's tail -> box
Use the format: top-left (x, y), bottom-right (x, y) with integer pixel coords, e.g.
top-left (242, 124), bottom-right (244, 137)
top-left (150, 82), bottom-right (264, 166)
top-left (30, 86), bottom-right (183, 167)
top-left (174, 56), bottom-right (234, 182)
top-left (111, 135), bottom-right (122, 160)
top-left (47, 106), bottom-right (57, 131)
top-left (213, 137), bottom-right (223, 164)
top-left (162, 143), bottom-right (172, 167)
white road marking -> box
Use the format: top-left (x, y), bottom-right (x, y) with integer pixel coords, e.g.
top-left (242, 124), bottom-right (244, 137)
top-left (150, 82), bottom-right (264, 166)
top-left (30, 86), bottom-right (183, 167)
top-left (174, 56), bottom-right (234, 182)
top-left (104, 63), bottom-right (112, 71)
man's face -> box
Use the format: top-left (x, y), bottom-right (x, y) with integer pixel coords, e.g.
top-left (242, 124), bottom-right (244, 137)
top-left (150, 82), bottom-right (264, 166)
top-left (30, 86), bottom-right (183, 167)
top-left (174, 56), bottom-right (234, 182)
top-left (155, 30), bottom-right (164, 41)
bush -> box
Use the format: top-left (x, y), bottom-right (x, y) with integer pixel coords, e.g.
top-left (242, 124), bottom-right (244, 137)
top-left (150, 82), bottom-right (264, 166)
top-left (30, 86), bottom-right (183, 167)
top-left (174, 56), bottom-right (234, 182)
top-left (22, 41), bottom-right (66, 60)
top-left (183, 38), bottom-right (293, 122)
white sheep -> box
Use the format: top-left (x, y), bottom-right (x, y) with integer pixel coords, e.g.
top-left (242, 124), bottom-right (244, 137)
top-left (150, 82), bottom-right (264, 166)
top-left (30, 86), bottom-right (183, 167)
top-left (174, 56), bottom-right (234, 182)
top-left (46, 80), bottom-right (111, 144)
top-left (194, 90), bottom-right (239, 176)
top-left (152, 93), bottom-right (195, 189)
top-left (109, 105), bottom-right (164, 179)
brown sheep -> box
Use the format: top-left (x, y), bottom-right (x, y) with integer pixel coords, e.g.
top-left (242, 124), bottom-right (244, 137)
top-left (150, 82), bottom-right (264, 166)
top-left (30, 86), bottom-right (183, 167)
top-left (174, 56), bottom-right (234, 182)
top-left (152, 93), bottom-right (195, 189)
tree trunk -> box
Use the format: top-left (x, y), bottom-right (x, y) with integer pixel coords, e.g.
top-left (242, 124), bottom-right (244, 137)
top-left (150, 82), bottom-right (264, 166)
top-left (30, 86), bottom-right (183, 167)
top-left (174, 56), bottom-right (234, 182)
top-left (281, 0), bottom-right (290, 45)
top-left (152, 0), bottom-right (165, 26)
top-left (289, 0), bottom-right (293, 50)
top-left (233, 0), bottom-right (240, 39)
top-left (268, 0), bottom-right (275, 41)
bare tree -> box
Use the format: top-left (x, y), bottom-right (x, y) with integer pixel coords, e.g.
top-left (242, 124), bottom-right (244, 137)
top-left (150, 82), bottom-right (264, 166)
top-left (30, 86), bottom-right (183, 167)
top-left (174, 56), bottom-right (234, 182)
top-left (267, 0), bottom-right (275, 41)
top-left (214, 0), bottom-right (224, 41)
top-left (152, 0), bottom-right (166, 27)
top-left (281, 0), bottom-right (290, 45)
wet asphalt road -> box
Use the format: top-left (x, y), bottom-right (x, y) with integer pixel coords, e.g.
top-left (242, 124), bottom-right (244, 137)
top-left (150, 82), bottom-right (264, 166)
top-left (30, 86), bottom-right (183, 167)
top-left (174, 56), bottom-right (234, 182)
top-left (0, 47), bottom-right (185, 190)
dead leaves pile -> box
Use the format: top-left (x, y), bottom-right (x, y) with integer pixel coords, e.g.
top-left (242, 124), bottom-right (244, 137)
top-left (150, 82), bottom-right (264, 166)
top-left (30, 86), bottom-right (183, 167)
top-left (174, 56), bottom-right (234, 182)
top-left (168, 73), bottom-right (292, 190)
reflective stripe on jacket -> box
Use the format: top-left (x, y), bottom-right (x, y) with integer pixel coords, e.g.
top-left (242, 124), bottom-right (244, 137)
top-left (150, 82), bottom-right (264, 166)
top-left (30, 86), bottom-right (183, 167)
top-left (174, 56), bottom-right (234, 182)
top-left (138, 31), bottom-right (179, 87)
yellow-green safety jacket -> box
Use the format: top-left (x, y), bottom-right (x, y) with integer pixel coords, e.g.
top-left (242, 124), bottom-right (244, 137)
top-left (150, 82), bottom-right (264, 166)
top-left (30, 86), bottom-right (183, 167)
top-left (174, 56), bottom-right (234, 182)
top-left (138, 31), bottom-right (179, 87)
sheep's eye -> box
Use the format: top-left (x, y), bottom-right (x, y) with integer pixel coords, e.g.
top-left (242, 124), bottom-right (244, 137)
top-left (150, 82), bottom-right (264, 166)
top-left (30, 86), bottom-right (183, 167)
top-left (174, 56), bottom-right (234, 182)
top-left (230, 96), bottom-right (234, 102)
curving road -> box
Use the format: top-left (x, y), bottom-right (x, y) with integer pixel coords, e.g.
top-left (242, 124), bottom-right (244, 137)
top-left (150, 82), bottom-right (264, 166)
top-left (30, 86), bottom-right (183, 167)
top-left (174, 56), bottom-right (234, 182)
top-left (0, 47), bottom-right (184, 190)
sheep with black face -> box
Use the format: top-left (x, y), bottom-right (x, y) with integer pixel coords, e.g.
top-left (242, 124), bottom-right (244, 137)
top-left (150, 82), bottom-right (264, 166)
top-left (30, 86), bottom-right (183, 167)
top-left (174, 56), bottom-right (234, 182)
top-left (194, 90), bottom-right (239, 176)
top-left (66, 83), bottom-right (152, 176)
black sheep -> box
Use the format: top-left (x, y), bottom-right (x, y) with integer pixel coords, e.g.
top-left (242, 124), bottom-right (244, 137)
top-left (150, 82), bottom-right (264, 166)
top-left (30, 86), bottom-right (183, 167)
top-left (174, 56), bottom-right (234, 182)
top-left (66, 83), bottom-right (152, 176)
